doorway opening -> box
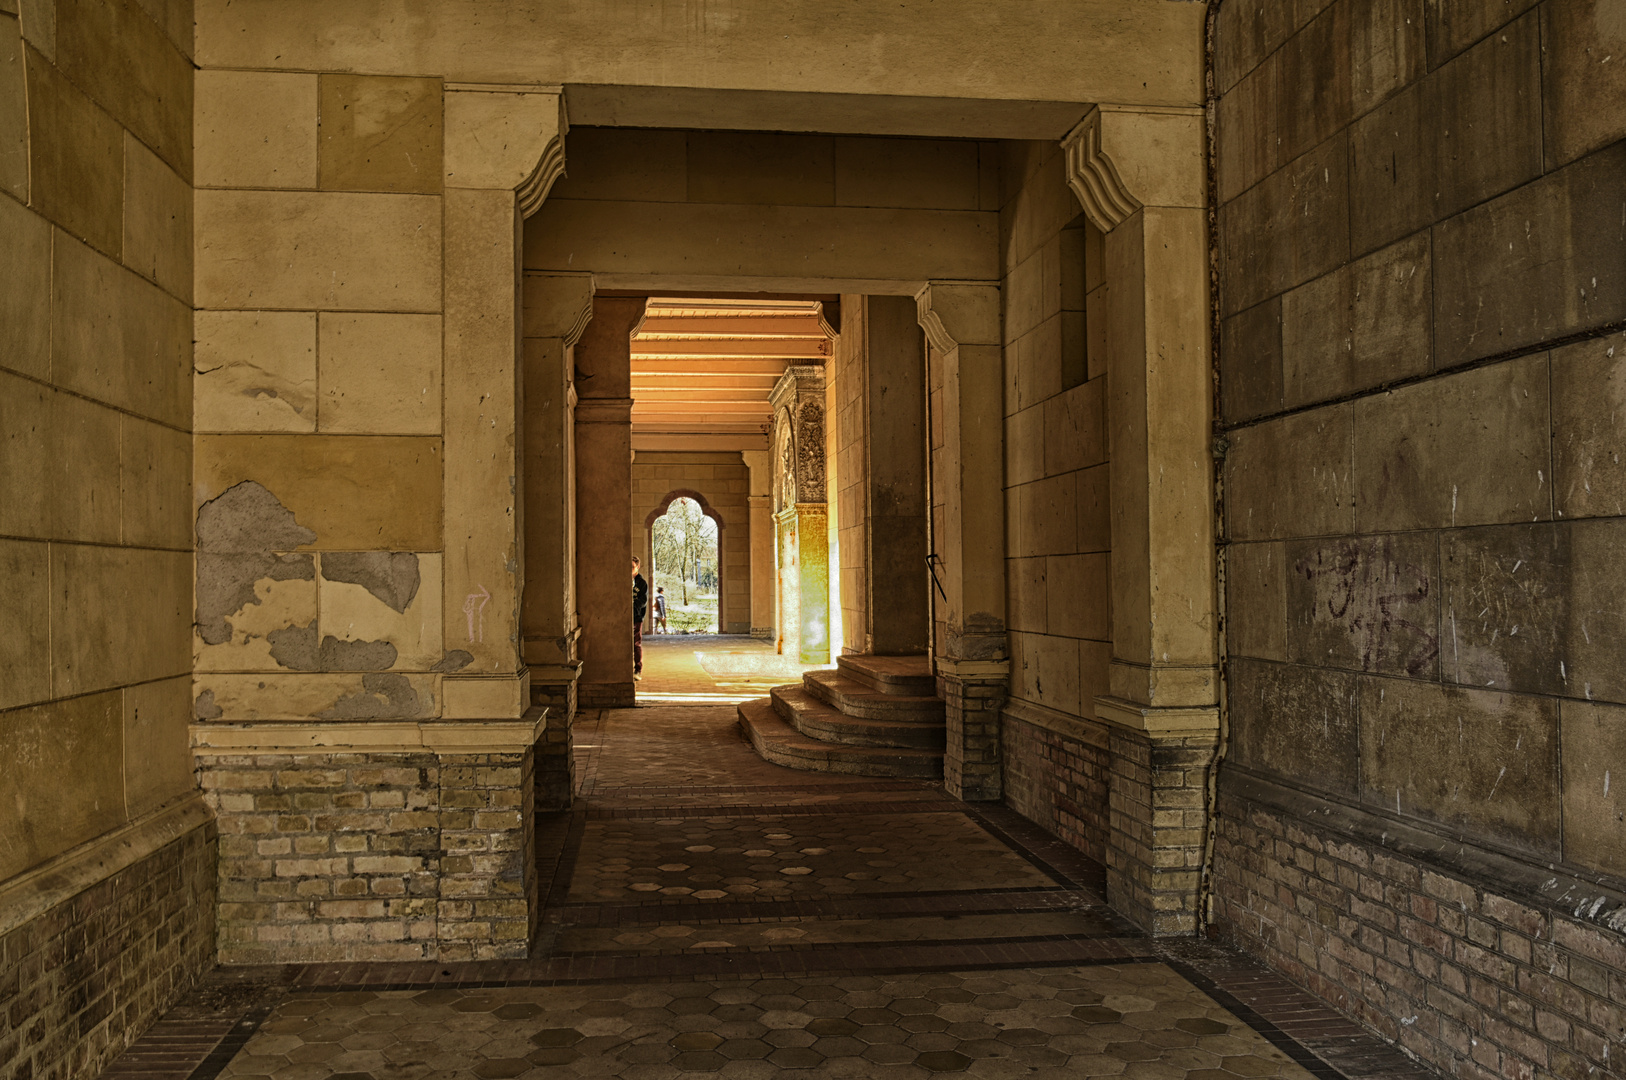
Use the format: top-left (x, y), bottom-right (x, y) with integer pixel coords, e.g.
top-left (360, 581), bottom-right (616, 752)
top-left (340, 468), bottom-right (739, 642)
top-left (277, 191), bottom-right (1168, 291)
top-left (651, 496), bottom-right (719, 634)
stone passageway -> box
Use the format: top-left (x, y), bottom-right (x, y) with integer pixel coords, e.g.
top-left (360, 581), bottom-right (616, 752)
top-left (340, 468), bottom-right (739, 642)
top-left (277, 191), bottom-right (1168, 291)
top-left (106, 688), bottom-right (1430, 1080)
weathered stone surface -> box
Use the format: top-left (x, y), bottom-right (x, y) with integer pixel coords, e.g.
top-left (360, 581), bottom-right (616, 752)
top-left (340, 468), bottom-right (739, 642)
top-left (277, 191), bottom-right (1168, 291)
top-left (1281, 231), bottom-right (1431, 409)
top-left (47, 385), bottom-right (122, 544)
top-left (194, 69), bottom-right (317, 188)
top-left (194, 479), bottom-right (317, 654)
top-left (1352, 354), bottom-right (1550, 532)
top-left (317, 312), bottom-right (442, 434)
top-left (0, 192), bottom-right (50, 380)
top-left (1228, 659), bottom-right (1358, 795)
top-left (0, 13), bottom-right (28, 200)
top-left (1560, 700), bottom-right (1626, 877)
top-left (1220, 131), bottom-right (1349, 316)
top-left (1219, 296), bottom-right (1282, 423)
top-left (1046, 553), bottom-right (1110, 641)
top-left (194, 310), bottom-right (318, 433)
top-left (1215, 51), bottom-right (1277, 205)
top-left (0, 537), bottom-right (49, 709)
top-left (1425, 0), bottom-right (1539, 68)
top-left (1432, 142), bottom-right (1626, 367)
top-left (1226, 540), bottom-right (1286, 661)
top-left (195, 434), bottom-right (444, 551)
top-left (120, 413), bottom-right (191, 548)
top-left (320, 553), bottom-right (444, 671)
top-left (1273, 2), bottom-right (1349, 167)
top-left (122, 131), bottom-right (191, 302)
top-left (687, 130), bottom-right (835, 207)
top-left (121, 675), bottom-right (193, 816)
top-left (52, 545), bottom-right (190, 696)
top-left (1359, 678), bottom-right (1559, 853)
top-left (0, 372), bottom-right (50, 537)
top-left (321, 551), bottom-right (421, 612)
top-left (1441, 523), bottom-right (1570, 696)
top-left (0, 692), bottom-right (124, 879)
top-left (195, 190), bottom-right (442, 311)
top-left (1349, 12), bottom-right (1540, 257)
top-left (1225, 404), bottom-right (1354, 541)
top-left (195, 672), bottom-right (437, 720)
top-left (55, 0), bottom-right (191, 176)
top-left (53, 231), bottom-right (192, 426)
top-left (834, 136), bottom-right (982, 211)
top-left (1042, 376), bottom-right (1106, 476)
top-left (1287, 533), bottom-right (1439, 678)
top-left (1540, 0), bottom-right (1626, 168)
top-left (25, 43), bottom-right (122, 256)
top-left (1551, 330), bottom-right (1626, 520)
top-left (1215, 0), bottom-right (1331, 93)
top-left (318, 73), bottom-right (442, 194)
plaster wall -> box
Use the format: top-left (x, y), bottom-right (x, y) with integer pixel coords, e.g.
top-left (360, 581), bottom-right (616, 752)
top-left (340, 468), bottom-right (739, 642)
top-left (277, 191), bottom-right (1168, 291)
top-left (0, 0), bottom-right (211, 1074)
top-left (633, 454), bottom-right (752, 636)
top-left (1214, 0), bottom-right (1626, 1075)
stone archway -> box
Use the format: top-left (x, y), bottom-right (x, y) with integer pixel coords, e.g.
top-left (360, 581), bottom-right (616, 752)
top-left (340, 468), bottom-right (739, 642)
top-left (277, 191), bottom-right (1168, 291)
top-left (642, 489), bottom-right (727, 634)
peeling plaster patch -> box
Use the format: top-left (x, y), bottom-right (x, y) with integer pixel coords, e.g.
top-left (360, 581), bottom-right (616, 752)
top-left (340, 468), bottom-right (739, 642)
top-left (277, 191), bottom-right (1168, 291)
top-left (320, 673), bottom-right (424, 719)
top-left (196, 482), bottom-right (317, 645)
top-left (194, 689), bottom-right (223, 720)
top-left (267, 621), bottom-right (319, 670)
top-left (320, 637), bottom-right (398, 671)
top-left (321, 551), bottom-right (421, 613)
top-left (430, 650), bottom-right (474, 673)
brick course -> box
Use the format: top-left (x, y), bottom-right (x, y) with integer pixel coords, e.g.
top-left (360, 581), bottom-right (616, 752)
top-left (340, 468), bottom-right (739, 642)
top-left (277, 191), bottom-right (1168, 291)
top-left (202, 751), bottom-right (535, 964)
top-left (1213, 787), bottom-right (1626, 1080)
top-left (0, 821), bottom-right (216, 1080)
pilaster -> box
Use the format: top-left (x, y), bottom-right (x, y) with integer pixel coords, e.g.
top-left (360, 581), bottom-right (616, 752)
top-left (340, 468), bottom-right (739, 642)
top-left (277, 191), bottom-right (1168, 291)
top-left (769, 366), bottom-right (831, 663)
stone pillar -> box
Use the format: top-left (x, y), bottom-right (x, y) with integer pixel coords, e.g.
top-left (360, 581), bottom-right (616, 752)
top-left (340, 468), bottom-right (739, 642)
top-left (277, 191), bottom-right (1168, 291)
top-left (769, 366), bottom-right (831, 663)
top-left (573, 297), bottom-right (644, 707)
top-left (1064, 104), bottom-right (1216, 934)
top-left (916, 283), bottom-right (1008, 802)
top-left (743, 451), bottom-right (775, 640)
top-left (521, 272), bottom-right (592, 809)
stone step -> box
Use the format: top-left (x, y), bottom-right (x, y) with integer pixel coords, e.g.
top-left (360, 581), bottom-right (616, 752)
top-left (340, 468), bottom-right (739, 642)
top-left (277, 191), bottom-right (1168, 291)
top-left (737, 700), bottom-right (944, 779)
top-left (771, 685), bottom-right (946, 751)
top-left (803, 669), bottom-right (945, 723)
top-left (836, 654), bottom-right (937, 697)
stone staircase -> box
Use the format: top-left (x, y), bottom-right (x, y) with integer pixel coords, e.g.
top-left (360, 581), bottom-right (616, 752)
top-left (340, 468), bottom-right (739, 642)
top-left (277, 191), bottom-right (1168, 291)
top-left (737, 654), bottom-right (945, 778)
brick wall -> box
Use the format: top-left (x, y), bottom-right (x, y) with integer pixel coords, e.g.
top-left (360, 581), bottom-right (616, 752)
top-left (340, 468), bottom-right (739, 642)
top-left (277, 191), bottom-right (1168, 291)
top-left (1214, 782), bottom-right (1626, 1080)
top-left (203, 751), bottom-right (534, 964)
top-left (0, 821), bottom-right (216, 1080)
top-left (1001, 712), bottom-right (1110, 865)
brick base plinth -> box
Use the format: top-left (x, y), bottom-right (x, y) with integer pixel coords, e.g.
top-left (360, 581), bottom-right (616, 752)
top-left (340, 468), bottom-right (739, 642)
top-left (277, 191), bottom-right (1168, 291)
top-left (201, 750), bottom-right (536, 964)
top-left (0, 806), bottom-right (216, 1080)
top-left (943, 671), bottom-right (1007, 802)
top-left (1106, 728), bottom-right (1217, 936)
top-left (1001, 708), bottom-right (1110, 865)
top-left (1213, 776), bottom-right (1626, 1080)
top-left (532, 682), bottom-right (576, 811)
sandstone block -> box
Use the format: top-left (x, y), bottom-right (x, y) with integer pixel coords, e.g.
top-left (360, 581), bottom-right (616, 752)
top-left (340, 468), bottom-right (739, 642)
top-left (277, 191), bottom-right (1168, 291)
top-left (46, 384), bottom-right (122, 544)
top-left (195, 433), bottom-right (443, 551)
top-left (1432, 142), bottom-right (1626, 367)
top-left (52, 544), bottom-right (190, 695)
top-left (193, 563), bottom-right (316, 673)
top-left (686, 130), bottom-right (834, 207)
top-left (1560, 700), bottom-right (1626, 877)
top-left (122, 132), bottom-right (191, 301)
top-left (120, 413), bottom-right (191, 548)
top-left (0, 14), bottom-right (27, 200)
top-left (1352, 354), bottom-right (1550, 532)
top-left (194, 672), bottom-right (438, 721)
top-left (317, 552), bottom-right (444, 671)
top-left (318, 74), bottom-right (442, 194)
top-left (1220, 296), bottom-right (1283, 424)
top-left (1226, 540), bottom-right (1286, 661)
top-left (1216, 52), bottom-right (1278, 205)
top-left (318, 313), bottom-right (442, 434)
top-left (1221, 131), bottom-right (1349, 317)
top-left (545, 126), bottom-right (686, 204)
top-left (0, 194), bottom-right (49, 380)
top-left (1005, 556), bottom-right (1045, 635)
top-left (1043, 376), bottom-right (1107, 476)
top-left (55, 0), bottom-right (190, 176)
top-left (195, 69), bottom-right (317, 189)
top-left (1541, 0), bottom-right (1626, 167)
top-left (0, 691), bottom-right (124, 880)
top-left (0, 538), bottom-right (49, 709)
top-left (195, 190), bottom-right (442, 312)
top-left (834, 136), bottom-right (980, 211)
top-left (1440, 523), bottom-right (1570, 696)
top-left (1425, 0), bottom-right (1538, 68)
top-left (1273, 1), bottom-right (1350, 167)
top-left (1046, 553), bottom-right (1110, 642)
top-left (1286, 532), bottom-right (1440, 678)
top-left (25, 44), bottom-right (121, 256)
top-left (1359, 677), bottom-right (1558, 853)
top-left (1551, 331), bottom-right (1626, 520)
top-left (1004, 405), bottom-right (1043, 488)
top-left (194, 311), bottom-right (318, 433)
top-left (1225, 403), bottom-right (1354, 541)
top-left (121, 676), bottom-right (191, 816)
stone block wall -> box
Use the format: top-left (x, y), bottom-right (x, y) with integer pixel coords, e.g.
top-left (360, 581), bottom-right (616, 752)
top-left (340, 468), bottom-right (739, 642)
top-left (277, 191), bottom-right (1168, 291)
top-left (202, 751), bottom-right (535, 964)
top-left (1214, 0), bottom-right (1626, 1071)
top-left (632, 453), bottom-right (752, 634)
top-left (0, 818), bottom-right (216, 1080)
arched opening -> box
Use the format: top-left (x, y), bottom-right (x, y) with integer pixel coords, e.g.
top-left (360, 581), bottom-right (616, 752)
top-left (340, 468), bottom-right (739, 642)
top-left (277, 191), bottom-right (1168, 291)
top-left (647, 493), bottom-right (721, 634)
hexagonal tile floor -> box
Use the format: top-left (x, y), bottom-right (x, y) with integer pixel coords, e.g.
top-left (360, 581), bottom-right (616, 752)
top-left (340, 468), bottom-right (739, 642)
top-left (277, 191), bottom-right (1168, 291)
top-left (215, 963), bottom-right (1322, 1080)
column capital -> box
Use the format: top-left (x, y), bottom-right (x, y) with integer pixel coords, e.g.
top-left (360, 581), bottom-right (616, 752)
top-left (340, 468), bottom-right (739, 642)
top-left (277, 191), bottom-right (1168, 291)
top-left (914, 281), bottom-right (999, 352)
top-left (1061, 104), bottom-right (1205, 233)
top-left (444, 84), bottom-right (567, 214)
top-left (523, 272), bottom-right (595, 346)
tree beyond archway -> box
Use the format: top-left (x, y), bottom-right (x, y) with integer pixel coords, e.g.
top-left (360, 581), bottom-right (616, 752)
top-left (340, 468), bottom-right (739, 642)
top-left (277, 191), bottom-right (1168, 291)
top-left (652, 497), bottom-right (719, 632)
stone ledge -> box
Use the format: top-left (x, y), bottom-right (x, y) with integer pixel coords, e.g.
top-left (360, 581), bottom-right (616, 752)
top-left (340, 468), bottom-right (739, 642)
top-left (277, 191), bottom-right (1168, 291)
top-left (1220, 766), bottom-right (1626, 935)
top-left (0, 793), bottom-right (215, 938)
top-left (1094, 695), bottom-right (1218, 734)
top-left (191, 708), bottom-right (548, 756)
top-left (1002, 698), bottom-right (1110, 749)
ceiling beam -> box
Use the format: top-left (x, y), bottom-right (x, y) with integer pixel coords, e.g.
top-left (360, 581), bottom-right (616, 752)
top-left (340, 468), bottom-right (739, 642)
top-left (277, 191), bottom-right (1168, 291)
top-left (630, 338), bottom-right (830, 360)
top-left (634, 315), bottom-right (830, 338)
top-left (631, 359), bottom-right (792, 376)
top-left (632, 432), bottom-right (770, 452)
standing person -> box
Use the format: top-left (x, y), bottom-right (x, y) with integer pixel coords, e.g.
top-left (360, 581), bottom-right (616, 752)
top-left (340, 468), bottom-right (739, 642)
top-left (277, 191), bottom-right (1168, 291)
top-left (653, 587), bottom-right (668, 634)
top-left (632, 557), bottom-right (648, 681)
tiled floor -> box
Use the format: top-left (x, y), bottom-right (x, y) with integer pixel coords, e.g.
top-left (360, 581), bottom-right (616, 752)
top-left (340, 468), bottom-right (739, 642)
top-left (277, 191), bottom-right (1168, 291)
top-left (631, 634), bottom-right (830, 706)
top-left (104, 682), bottom-right (1439, 1080)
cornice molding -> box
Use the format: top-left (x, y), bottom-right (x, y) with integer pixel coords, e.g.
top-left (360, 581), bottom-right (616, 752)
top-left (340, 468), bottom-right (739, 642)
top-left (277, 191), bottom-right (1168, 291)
top-left (914, 282), bottom-right (1000, 352)
top-left (444, 85), bottom-right (569, 215)
top-left (1062, 107), bottom-right (1141, 232)
top-left (1061, 104), bottom-right (1207, 233)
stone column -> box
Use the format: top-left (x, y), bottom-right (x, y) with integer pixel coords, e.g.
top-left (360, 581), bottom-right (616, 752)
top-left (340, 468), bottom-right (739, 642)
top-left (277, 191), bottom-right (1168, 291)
top-left (573, 297), bottom-right (644, 707)
top-left (1063, 104), bottom-right (1216, 935)
top-left (916, 283), bottom-right (1008, 802)
top-left (769, 366), bottom-right (831, 664)
top-left (742, 451), bottom-right (775, 640)
top-left (521, 272), bottom-right (592, 809)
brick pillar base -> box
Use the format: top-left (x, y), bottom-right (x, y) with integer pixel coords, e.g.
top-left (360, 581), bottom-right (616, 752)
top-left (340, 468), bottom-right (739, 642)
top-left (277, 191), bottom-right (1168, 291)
top-left (532, 674), bottom-right (577, 811)
top-left (1103, 725), bottom-right (1218, 936)
top-left (940, 659), bottom-right (1009, 802)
